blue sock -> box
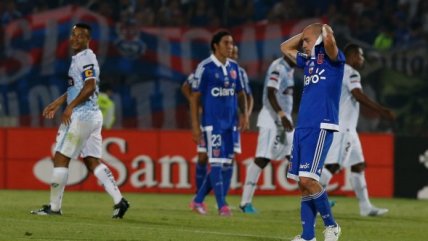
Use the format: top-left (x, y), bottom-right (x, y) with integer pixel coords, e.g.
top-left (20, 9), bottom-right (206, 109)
top-left (312, 189), bottom-right (336, 227)
top-left (301, 196), bottom-right (317, 240)
top-left (222, 163), bottom-right (233, 197)
top-left (195, 162), bottom-right (207, 193)
top-left (209, 164), bottom-right (225, 209)
top-left (194, 175), bottom-right (210, 203)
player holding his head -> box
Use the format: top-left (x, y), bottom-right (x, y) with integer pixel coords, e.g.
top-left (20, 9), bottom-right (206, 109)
top-left (31, 23), bottom-right (129, 218)
top-left (240, 54), bottom-right (295, 213)
top-left (281, 23), bottom-right (344, 241)
top-left (190, 30), bottom-right (248, 216)
top-left (321, 43), bottom-right (394, 217)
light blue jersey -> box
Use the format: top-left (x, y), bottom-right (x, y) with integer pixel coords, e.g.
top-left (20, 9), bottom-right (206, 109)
top-left (67, 49), bottom-right (100, 120)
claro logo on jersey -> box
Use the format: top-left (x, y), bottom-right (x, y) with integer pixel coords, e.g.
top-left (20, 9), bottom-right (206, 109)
top-left (211, 87), bottom-right (235, 97)
top-left (304, 67), bottom-right (326, 86)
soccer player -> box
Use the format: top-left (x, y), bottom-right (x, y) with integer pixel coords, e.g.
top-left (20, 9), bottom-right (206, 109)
top-left (182, 45), bottom-right (252, 205)
top-left (190, 30), bottom-right (248, 216)
top-left (31, 23), bottom-right (129, 219)
top-left (321, 43), bottom-right (394, 217)
top-left (182, 73), bottom-right (209, 210)
top-left (281, 23), bottom-right (343, 241)
top-left (240, 55), bottom-right (295, 213)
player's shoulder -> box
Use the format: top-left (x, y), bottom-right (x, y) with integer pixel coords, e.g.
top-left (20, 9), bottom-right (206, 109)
top-left (344, 64), bottom-right (360, 78)
top-left (75, 49), bottom-right (97, 65)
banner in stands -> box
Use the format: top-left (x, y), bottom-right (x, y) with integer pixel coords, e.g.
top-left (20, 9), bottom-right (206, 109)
top-left (394, 137), bottom-right (428, 199)
top-left (1, 5), bottom-right (322, 128)
top-left (0, 129), bottom-right (394, 197)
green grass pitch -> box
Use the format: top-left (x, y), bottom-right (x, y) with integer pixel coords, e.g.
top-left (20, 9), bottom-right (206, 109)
top-left (1, 190), bottom-right (427, 241)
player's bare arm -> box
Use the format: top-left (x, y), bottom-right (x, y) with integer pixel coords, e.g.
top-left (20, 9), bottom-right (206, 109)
top-left (190, 91), bottom-right (201, 143)
top-left (43, 93), bottom-right (67, 119)
top-left (351, 88), bottom-right (395, 121)
top-left (280, 33), bottom-right (302, 65)
top-left (62, 78), bottom-right (96, 125)
top-left (237, 91), bottom-right (249, 130)
top-left (181, 81), bottom-right (192, 102)
top-left (321, 24), bottom-right (339, 61)
top-left (267, 87), bottom-right (293, 131)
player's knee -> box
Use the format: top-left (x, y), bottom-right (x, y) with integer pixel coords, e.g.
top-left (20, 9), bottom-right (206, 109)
top-left (325, 164), bottom-right (341, 174)
top-left (255, 157), bottom-right (270, 169)
top-left (197, 153), bottom-right (208, 165)
top-left (351, 162), bottom-right (365, 173)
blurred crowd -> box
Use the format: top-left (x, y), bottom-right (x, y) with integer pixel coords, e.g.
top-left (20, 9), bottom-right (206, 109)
top-left (1, 0), bottom-right (427, 50)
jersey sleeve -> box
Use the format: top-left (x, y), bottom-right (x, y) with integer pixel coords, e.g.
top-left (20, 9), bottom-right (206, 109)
top-left (347, 70), bottom-right (362, 91)
top-left (266, 63), bottom-right (282, 90)
top-left (296, 52), bottom-right (308, 68)
top-left (78, 54), bottom-right (98, 82)
top-left (186, 73), bottom-right (195, 85)
top-left (240, 68), bottom-right (252, 95)
top-left (192, 64), bottom-right (205, 92)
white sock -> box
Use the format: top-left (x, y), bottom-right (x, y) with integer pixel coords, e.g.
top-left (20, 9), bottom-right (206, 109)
top-left (350, 171), bottom-right (372, 211)
top-left (94, 164), bottom-right (123, 204)
top-left (50, 167), bottom-right (69, 211)
top-left (240, 162), bottom-right (262, 206)
top-left (320, 167), bottom-right (333, 188)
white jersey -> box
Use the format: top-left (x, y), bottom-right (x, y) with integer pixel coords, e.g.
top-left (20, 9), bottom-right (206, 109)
top-left (257, 57), bottom-right (294, 129)
top-left (67, 49), bottom-right (100, 120)
top-left (338, 64), bottom-right (362, 132)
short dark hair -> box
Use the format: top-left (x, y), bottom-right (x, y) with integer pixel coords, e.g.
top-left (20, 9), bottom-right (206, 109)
top-left (344, 43), bottom-right (361, 57)
top-left (74, 23), bottom-right (92, 35)
top-left (210, 30), bottom-right (232, 52)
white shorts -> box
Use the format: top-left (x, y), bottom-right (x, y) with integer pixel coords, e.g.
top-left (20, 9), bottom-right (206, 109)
top-left (255, 127), bottom-right (293, 160)
top-left (324, 130), bottom-right (364, 167)
top-left (54, 111), bottom-right (103, 159)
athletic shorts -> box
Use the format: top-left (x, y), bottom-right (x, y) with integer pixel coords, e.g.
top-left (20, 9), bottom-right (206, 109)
top-left (287, 128), bottom-right (333, 182)
top-left (255, 127), bottom-right (293, 160)
top-left (203, 126), bottom-right (234, 164)
top-left (54, 110), bottom-right (103, 159)
top-left (324, 130), bottom-right (364, 167)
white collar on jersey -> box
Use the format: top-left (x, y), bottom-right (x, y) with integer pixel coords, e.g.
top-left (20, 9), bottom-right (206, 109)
top-left (310, 35), bottom-right (323, 57)
top-left (210, 54), bottom-right (230, 76)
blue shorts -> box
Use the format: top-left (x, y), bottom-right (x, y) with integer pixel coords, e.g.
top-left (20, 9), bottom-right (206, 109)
top-left (204, 126), bottom-right (234, 164)
top-left (287, 128), bottom-right (333, 182)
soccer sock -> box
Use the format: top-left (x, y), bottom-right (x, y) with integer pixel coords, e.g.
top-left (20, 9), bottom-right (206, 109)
top-left (312, 189), bottom-right (336, 227)
top-left (240, 162), bottom-right (262, 206)
top-left (222, 163), bottom-right (233, 196)
top-left (301, 196), bottom-right (317, 240)
top-left (209, 164), bottom-right (226, 209)
top-left (195, 162), bottom-right (207, 193)
top-left (320, 167), bottom-right (333, 188)
top-left (50, 167), bottom-right (69, 211)
top-left (350, 171), bottom-right (372, 210)
top-left (94, 163), bottom-right (122, 204)
top-left (194, 175), bottom-right (210, 203)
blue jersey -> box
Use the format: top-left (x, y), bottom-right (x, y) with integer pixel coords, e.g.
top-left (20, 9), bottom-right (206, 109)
top-left (295, 41), bottom-right (345, 131)
top-left (192, 54), bottom-right (244, 130)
